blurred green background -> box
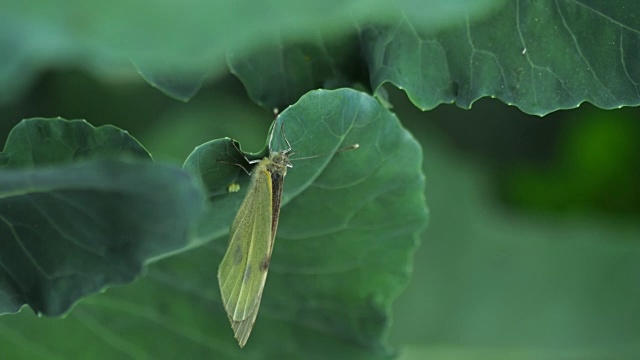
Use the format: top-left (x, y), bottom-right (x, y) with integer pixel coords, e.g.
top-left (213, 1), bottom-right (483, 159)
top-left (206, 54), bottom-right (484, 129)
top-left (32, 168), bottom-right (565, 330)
top-left (1, 68), bottom-right (639, 359)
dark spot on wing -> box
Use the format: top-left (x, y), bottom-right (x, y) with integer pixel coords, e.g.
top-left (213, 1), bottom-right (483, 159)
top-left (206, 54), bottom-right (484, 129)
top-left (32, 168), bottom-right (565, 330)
top-left (261, 257), bottom-right (270, 271)
top-left (234, 245), bottom-right (243, 264)
top-left (243, 265), bottom-right (252, 284)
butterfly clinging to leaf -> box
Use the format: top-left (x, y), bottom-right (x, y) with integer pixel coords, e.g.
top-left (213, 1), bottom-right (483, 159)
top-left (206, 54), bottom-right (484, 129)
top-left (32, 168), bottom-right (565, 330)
top-left (217, 121), bottom-right (358, 347)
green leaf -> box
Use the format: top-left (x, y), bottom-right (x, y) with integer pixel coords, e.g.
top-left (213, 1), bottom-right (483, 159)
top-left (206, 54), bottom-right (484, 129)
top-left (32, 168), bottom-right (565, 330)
top-left (227, 34), bottom-right (367, 111)
top-left (0, 118), bottom-right (205, 316)
top-left (365, 0), bottom-right (640, 115)
top-left (11, 1), bottom-right (639, 115)
top-left (0, 89), bottom-right (428, 358)
top-left (227, 0), bottom-right (504, 110)
top-left (180, 138), bottom-right (265, 249)
top-left (133, 62), bottom-right (206, 103)
top-left (229, 0), bottom-right (640, 115)
top-left (0, 0), bottom-right (503, 103)
top-left (1, 118), bottom-right (150, 168)
top-left (188, 88), bottom-right (427, 355)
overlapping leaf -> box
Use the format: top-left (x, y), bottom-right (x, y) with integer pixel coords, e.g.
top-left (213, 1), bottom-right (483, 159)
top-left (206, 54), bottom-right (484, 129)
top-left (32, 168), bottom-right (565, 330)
top-left (0, 89), bottom-right (427, 358)
top-left (0, 0), bottom-right (503, 102)
top-left (184, 88), bottom-right (428, 356)
top-left (0, 119), bottom-right (204, 316)
top-left (231, 0), bottom-right (640, 115)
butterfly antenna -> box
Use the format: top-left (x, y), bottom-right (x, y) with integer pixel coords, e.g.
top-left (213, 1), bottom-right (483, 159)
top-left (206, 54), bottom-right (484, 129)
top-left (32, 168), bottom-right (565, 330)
top-left (290, 144), bottom-right (359, 161)
top-left (281, 122), bottom-right (292, 153)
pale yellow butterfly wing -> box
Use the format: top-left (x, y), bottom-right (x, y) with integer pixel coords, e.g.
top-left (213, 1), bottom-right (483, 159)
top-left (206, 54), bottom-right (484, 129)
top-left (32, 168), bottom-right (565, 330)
top-left (218, 164), bottom-right (273, 347)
